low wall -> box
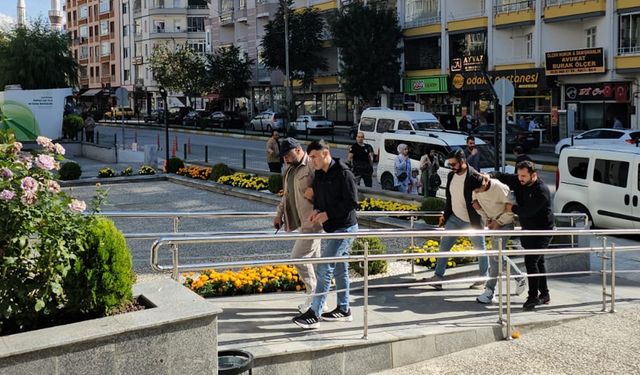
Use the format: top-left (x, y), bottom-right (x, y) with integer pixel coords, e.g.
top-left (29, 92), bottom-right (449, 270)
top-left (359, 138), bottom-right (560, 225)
top-left (0, 279), bottom-right (221, 375)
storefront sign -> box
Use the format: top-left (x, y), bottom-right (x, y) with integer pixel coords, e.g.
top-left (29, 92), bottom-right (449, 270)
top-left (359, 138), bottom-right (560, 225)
top-left (450, 69), bottom-right (546, 91)
top-left (564, 82), bottom-right (630, 102)
top-left (545, 48), bottom-right (605, 75)
top-left (450, 55), bottom-right (485, 73)
top-left (403, 75), bottom-right (448, 94)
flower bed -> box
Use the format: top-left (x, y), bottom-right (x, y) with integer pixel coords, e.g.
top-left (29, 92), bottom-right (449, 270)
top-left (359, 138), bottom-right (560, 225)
top-left (359, 197), bottom-right (419, 212)
top-left (217, 172), bottom-right (268, 191)
top-left (177, 165), bottom-right (212, 180)
top-left (404, 238), bottom-right (477, 268)
top-left (184, 265), bottom-right (305, 298)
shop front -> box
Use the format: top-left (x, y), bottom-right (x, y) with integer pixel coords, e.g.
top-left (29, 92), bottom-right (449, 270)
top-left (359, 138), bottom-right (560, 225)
top-left (402, 74), bottom-right (451, 115)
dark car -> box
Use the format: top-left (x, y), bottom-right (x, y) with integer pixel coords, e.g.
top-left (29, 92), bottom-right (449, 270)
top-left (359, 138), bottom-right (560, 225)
top-left (144, 109), bottom-right (165, 124)
top-left (167, 107), bottom-right (192, 125)
top-left (209, 111), bottom-right (245, 129)
top-left (471, 123), bottom-right (539, 151)
top-left (437, 113), bottom-right (458, 131)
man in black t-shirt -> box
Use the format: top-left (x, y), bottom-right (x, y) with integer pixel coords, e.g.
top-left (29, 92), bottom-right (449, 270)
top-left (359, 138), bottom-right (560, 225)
top-left (347, 131), bottom-right (374, 187)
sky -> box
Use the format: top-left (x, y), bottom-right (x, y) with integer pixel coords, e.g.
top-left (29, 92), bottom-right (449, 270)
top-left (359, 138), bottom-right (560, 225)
top-left (0, 1), bottom-right (55, 23)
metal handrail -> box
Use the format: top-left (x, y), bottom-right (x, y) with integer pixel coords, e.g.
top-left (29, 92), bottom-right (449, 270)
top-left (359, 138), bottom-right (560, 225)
top-left (149, 226), bottom-right (633, 339)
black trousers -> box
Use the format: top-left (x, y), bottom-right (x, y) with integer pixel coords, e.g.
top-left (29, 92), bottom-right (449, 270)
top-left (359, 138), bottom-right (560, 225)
top-left (520, 235), bottom-right (551, 299)
top-left (354, 173), bottom-right (372, 187)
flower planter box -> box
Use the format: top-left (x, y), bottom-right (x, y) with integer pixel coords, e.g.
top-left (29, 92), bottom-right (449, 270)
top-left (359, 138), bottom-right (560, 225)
top-left (0, 279), bottom-right (221, 375)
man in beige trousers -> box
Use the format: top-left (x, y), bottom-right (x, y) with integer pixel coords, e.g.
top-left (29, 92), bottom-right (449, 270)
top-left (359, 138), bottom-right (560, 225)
top-left (274, 138), bottom-right (324, 313)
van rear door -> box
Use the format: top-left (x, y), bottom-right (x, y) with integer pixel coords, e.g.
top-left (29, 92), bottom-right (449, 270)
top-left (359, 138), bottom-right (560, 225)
top-left (589, 155), bottom-right (634, 229)
top-left (631, 158), bottom-right (640, 228)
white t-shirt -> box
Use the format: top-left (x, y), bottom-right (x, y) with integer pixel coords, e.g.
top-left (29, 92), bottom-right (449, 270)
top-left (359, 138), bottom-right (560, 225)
top-left (450, 172), bottom-right (470, 222)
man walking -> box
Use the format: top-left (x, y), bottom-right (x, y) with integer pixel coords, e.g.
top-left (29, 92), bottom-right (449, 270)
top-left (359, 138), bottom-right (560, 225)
top-left (423, 149), bottom-right (488, 289)
top-left (493, 160), bottom-right (554, 310)
top-left (347, 132), bottom-right (374, 187)
top-left (266, 130), bottom-right (282, 173)
top-left (512, 145), bottom-right (532, 164)
top-left (471, 176), bottom-right (527, 304)
top-left (293, 140), bottom-right (359, 330)
top-left (464, 136), bottom-right (480, 171)
top-left (274, 138), bottom-right (323, 313)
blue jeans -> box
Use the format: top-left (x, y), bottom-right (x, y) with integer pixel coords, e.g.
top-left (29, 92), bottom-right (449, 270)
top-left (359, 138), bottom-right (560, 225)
top-left (434, 215), bottom-right (488, 279)
top-left (311, 224), bottom-right (358, 316)
top-left (485, 223), bottom-right (524, 292)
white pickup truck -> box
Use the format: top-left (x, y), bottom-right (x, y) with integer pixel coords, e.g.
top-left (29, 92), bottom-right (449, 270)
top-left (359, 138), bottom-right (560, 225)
top-left (292, 115), bottom-right (334, 135)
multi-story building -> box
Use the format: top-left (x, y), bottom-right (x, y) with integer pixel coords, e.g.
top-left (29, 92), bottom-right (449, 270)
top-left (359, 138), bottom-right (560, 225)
top-left (398, 0), bottom-right (640, 140)
top-left (64, 0), bottom-right (124, 112)
top-left (130, 0), bottom-right (210, 110)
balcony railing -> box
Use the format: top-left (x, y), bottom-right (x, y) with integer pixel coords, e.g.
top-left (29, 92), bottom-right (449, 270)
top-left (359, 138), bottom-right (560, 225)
top-left (404, 14), bottom-right (440, 28)
top-left (618, 46), bottom-right (640, 55)
top-left (220, 10), bottom-right (234, 25)
top-left (545, 0), bottom-right (589, 5)
top-left (494, 0), bottom-right (534, 14)
top-left (447, 8), bottom-right (486, 21)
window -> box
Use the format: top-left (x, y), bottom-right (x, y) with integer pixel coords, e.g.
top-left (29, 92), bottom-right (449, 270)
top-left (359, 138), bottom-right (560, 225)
top-left (187, 17), bottom-right (205, 32)
top-left (124, 69), bottom-right (130, 81)
top-left (79, 25), bottom-right (88, 38)
top-left (79, 46), bottom-right (89, 59)
top-left (568, 157), bottom-right (589, 179)
top-left (398, 121), bottom-right (412, 130)
top-left (123, 2), bottom-right (128, 14)
top-left (90, 67), bottom-right (94, 77)
top-left (404, 36), bottom-right (441, 70)
top-left (154, 20), bottom-right (165, 32)
top-left (359, 117), bottom-right (375, 131)
top-left (586, 27), bottom-right (597, 48)
top-left (100, 20), bottom-right (109, 36)
top-left (404, 0), bottom-right (438, 27)
top-left (526, 33), bottom-right (533, 59)
top-left (100, 0), bottom-right (110, 13)
top-left (101, 42), bottom-right (110, 56)
top-left (619, 12), bottom-right (640, 54)
top-left (598, 130), bottom-right (625, 139)
top-left (123, 47), bottom-right (129, 58)
top-left (123, 25), bottom-right (128, 37)
top-left (376, 118), bottom-right (395, 133)
top-left (79, 5), bottom-right (88, 19)
top-left (593, 159), bottom-right (629, 188)
top-left (188, 40), bottom-right (206, 54)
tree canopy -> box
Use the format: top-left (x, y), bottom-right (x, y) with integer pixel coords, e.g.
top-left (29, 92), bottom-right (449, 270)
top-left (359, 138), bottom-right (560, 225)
top-left (0, 20), bottom-right (78, 90)
top-left (148, 44), bottom-right (209, 105)
top-left (205, 45), bottom-right (254, 103)
top-left (330, 1), bottom-right (402, 103)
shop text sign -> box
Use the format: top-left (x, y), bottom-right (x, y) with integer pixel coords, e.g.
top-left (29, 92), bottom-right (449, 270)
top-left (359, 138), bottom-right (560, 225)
top-left (403, 75), bottom-right (448, 94)
top-left (564, 82), bottom-right (630, 102)
top-left (545, 48), bottom-right (605, 75)
top-left (450, 55), bottom-right (485, 73)
top-left (450, 69), bottom-right (545, 91)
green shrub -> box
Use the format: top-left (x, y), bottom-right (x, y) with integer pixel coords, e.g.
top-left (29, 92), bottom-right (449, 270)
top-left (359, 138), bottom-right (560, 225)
top-left (65, 217), bottom-right (135, 316)
top-left (268, 173), bottom-right (283, 194)
top-left (58, 161), bottom-right (82, 180)
top-left (63, 115), bottom-right (84, 140)
top-left (350, 237), bottom-right (388, 276)
top-left (421, 197), bottom-right (446, 225)
top-left (120, 166), bottom-right (133, 176)
top-left (138, 165), bottom-right (156, 175)
top-left (211, 162), bottom-right (232, 181)
top-left (98, 167), bottom-right (116, 178)
top-left (165, 157), bottom-right (184, 173)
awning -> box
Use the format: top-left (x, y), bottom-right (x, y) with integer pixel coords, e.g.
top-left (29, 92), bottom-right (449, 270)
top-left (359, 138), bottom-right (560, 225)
top-left (81, 88), bottom-right (103, 97)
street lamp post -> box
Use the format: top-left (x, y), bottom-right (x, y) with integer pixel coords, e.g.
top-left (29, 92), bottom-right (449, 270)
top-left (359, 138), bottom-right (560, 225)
top-left (282, 0), bottom-right (292, 129)
top-left (159, 87), bottom-right (169, 165)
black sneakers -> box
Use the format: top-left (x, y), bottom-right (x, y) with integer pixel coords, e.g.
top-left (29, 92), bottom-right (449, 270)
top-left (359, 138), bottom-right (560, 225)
top-left (321, 307), bottom-right (353, 322)
top-left (523, 296), bottom-right (540, 311)
top-left (292, 308), bottom-right (320, 329)
top-left (538, 293), bottom-right (550, 305)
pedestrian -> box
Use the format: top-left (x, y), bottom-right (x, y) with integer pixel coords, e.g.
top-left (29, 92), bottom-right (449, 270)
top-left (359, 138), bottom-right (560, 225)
top-left (528, 117), bottom-right (539, 132)
top-left (459, 114), bottom-right (469, 133)
top-left (492, 160), bottom-right (554, 310)
top-left (517, 115), bottom-right (527, 130)
top-left (471, 176), bottom-right (527, 304)
top-left (266, 130), bottom-right (282, 173)
top-left (293, 139), bottom-right (359, 330)
top-left (422, 149), bottom-right (488, 290)
top-left (512, 145), bottom-right (532, 164)
top-left (84, 114), bottom-right (96, 143)
top-left (394, 143), bottom-right (411, 193)
top-left (408, 168), bottom-right (421, 195)
top-left (613, 116), bottom-right (623, 129)
top-left (419, 150), bottom-right (440, 198)
top-left (274, 138), bottom-right (324, 313)
top-left (464, 136), bottom-right (480, 171)
top-left (347, 131), bottom-right (374, 187)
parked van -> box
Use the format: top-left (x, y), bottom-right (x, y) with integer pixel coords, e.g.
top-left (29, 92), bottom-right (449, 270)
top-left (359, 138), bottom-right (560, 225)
top-left (377, 130), bottom-right (498, 196)
top-left (358, 109), bottom-right (443, 157)
top-left (554, 145), bottom-right (640, 229)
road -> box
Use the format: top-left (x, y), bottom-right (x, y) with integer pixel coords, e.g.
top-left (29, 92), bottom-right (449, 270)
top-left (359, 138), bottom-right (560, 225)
top-left (94, 122), bottom-right (557, 194)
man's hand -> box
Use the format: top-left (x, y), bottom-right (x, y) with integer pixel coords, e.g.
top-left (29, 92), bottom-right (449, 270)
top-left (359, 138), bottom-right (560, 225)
top-left (273, 217), bottom-right (282, 230)
top-left (303, 187), bottom-right (314, 202)
top-left (309, 210), bottom-right (328, 225)
top-left (438, 215), bottom-right (445, 228)
top-left (472, 200), bottom-right (481, 211)
top-left (488, 220), bottom-right (501, 230)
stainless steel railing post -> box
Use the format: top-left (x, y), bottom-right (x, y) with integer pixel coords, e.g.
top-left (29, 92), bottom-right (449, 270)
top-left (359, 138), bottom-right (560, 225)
top-left (362, 240), bottom-right (369, 340)
top-left (570, 217), bottom-right (575, 248)
top-left (497, 237), bottom-right (504, 325)
top-left (171, 217), bottom-right (181, 280)
top-left (601, 236), bottom-right (608, 312)
top-left (505, 249), bottom-right (512, 340)
top-left (610, 243), bottom-right (616, 313)
top-left (410, 216), bottom-right (415, 276)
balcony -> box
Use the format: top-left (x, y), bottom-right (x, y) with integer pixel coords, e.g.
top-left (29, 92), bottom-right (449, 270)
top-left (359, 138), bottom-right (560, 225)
top-left (235, 8), bottom-right (248, 21)
top-left (615, 55), bottom-right (640, 72)
top-left (404, 14), bottom-right (440, 29)
top-left (447, 8), bottom-right (487, 32)
top-left (494, 1), bottom-right (535, 28)
top-left (220, 10), bottom-right (235, 26)
top-left (256, 0), bottom-right (278, 17)
top-left (493, 55), bottom-right (535, 69)
top-left (149, 28), bottom-right (188, 39)
top-left (617, 0), bottom-right (640, 10)
top-left (403, 13), bottom-right (440, 38)
top-left (543, 0), bottom-right (605, 23)
top-left (309, 0), bottom-right (337, 11)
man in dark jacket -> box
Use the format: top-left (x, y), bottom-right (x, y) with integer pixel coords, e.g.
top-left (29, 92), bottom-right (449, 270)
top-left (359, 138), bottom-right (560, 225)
top-left (493, 160), bottom-right (554, 310)
top-left (423, 149), bottom-right (488, 290)
top-left (293, 139), bottom-right (359, 330)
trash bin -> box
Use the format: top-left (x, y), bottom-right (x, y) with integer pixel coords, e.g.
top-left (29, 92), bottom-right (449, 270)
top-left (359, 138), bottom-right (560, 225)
top-left (218, 349), bottom-right (254, 375)
top-left (144, 145), bottom-right (158, 169)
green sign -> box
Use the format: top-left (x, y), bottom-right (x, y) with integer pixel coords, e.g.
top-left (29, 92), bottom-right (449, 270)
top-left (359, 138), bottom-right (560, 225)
top-left (403, 75), bottom-right (448, 94)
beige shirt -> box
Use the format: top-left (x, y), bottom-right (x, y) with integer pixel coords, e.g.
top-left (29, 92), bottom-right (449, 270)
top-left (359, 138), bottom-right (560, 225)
top-left (266, 137), bottom-right (280, 163)
top-left (276, 153), bottom-right (323, 233)
top-left (472, 178), bottom-right (514, 226)
top-left (450, 172), bottom-right (470, 222)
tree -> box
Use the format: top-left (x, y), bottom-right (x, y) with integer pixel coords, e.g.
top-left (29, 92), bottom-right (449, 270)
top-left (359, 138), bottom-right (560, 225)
top-left (261, 0), bottom-right (328, 92)
top-left (330, 1), bottom-right (402, 104)
top-left (149, 44), bottom-right (209, 106)
top-left (0, 20), bottom-right (78, 89)
top-left (206, 46), bottom-right (254, 108)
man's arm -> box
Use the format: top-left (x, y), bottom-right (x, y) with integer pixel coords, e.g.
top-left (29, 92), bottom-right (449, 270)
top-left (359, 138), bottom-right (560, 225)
top-left (492, 171), bottom-right (520, 191)
top-left (347, 145), bottom-right (354, 162)
top-left (324, 170), bottom-right (359, 221)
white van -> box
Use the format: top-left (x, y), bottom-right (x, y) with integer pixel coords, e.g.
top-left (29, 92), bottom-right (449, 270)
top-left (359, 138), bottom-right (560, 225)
top-left (377, 130), bottom-right (498, 196)
top-left (358, 109), bottom-right (442, 157)
top-left (554, 145), bottom-right (640, 229)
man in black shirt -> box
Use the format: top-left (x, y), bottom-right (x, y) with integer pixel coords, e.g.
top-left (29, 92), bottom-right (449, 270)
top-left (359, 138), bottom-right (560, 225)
top-left (347, 131), bottom-right (374, 187)
top-left (512, 145), bottom-right (532, 164)
top-left (493, 160), bottom-right (554, 310)
top-left (293, 140), bottom-right (359, 330)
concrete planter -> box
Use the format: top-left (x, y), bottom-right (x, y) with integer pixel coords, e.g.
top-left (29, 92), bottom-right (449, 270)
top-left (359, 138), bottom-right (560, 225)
top-left (0, 279), bottom-right (221, 375)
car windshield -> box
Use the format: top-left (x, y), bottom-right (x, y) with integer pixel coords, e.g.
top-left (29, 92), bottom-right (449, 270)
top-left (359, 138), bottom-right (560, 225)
top-left (310, 116), bottom-right (326, 121)
top-left (449, 144), bottom-right (496, 169)
top-left (413, 120), bottom-right (444, 131)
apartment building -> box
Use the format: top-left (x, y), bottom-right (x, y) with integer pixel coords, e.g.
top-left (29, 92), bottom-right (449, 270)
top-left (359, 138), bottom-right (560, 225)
top-left (399, 0), bottom-right (640, 140)
top-left (131, 0), bottom-right (210, 110)
top-left (65, 0), bottom-right (124, 111)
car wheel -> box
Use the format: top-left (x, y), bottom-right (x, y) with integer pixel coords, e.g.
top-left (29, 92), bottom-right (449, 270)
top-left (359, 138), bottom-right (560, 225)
top-left (562, 203), bottom-right (593, 228)
top-left (380, 173), bottom-right (396, 191)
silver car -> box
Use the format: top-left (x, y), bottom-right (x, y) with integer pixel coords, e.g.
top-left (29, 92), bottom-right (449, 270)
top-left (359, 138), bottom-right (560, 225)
top-left (250, 111), bottom-right (285, 132)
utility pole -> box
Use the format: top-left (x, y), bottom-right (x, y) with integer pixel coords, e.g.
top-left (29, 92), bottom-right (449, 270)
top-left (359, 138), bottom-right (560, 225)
top-left (282, 0), bottom-right (292, 129)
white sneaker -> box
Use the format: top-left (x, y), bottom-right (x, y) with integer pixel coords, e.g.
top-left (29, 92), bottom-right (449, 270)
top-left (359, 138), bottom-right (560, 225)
top-left (476, 288), bottom-right (495, 304)
top-left (515, 278), bottom-right (527, 296)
